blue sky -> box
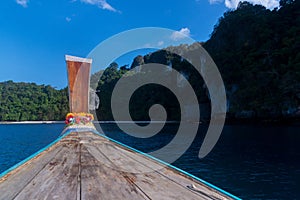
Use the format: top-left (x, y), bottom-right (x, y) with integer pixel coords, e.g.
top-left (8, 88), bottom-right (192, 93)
top-left (0, 0), bottom-right (279, 88)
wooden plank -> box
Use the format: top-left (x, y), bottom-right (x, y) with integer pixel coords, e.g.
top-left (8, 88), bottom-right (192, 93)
top-left (13, 141), bottom-right (80, 200)
top-left (82, 132), bottom-right (233, 200)
top-left (86, 141), bottom-right (163, 173)
top-left (122, 145), bottom-right (234, 199)
top-left (80, 143), bottom-right (149, 200)
top-left (158, 167), bottom-right (230, 200)
top-left (0, 131), bottom-right (236, 200)
top-left (66, 56), bottom-right (91, 113)
top-left (0, 144), bottom-right (63, 200)
top-left (84, 140), bottom-right (211, 199)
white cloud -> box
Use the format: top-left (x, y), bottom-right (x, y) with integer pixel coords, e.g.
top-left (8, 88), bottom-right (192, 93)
top-left (142, 41), bottom-right (165, 48)
top-left (80, 0), bottom-right (119, 12)
top-left (208, 0), bottom-right (223, 4)
top-left (211, 0), bottom-right (280, 10)
top-left (142, 43), bottom-right (152, 48)
top-left (66, 17), bottom-right (72, 22)
top-left (158, 41), bottom-right (164, 46)
top-left (170, 28), bottom-right (191, 41)
top-left (16, 0), bottom-right (28, 7)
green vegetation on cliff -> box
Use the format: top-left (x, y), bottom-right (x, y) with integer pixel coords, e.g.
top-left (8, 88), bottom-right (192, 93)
top-left (203, 0), bottom-right (300, 119)
top-left (0, 81), bottom-right (69, 121)
top-left (95, 0), bottom-right (300, 121)
top-left (1, 0), bottom-right (299, 122)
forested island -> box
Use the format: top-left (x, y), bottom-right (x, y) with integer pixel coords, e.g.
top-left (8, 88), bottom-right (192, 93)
top-left (0, 81), bottom-right (69, 121)
top-left (0, 0), bottom-right (299, 123)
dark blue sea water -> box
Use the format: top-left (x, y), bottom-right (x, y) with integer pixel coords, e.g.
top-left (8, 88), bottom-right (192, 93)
top-left (0, 124), bottom-right (64, 173)
top-left (0, 123), bottom-right (299, 199)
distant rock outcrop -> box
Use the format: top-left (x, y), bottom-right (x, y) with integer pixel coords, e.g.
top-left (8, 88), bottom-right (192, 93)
top-left (89, 88), bottom-right (100, 111)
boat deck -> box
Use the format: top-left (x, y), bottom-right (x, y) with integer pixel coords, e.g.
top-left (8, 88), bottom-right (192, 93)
top-left (0, 131), bottom-right (236, 200)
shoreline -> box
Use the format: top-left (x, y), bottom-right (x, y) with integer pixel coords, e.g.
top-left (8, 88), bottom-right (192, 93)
top-left (0, 119), bottom-right (299, 126)
top-left (93, 121), bottom-right (180, 124)
top-left (0, 121), bottom-right (180, 125)
top-left (0, 121), bottom-right (65, 124)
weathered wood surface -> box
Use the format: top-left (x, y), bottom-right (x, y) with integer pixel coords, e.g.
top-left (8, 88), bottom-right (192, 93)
top-left (0, 132), bottom-right (235, 200)
top-left (66, 55), bottom-right (92, 113)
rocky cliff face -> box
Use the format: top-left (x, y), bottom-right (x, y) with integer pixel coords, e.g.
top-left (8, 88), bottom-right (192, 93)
top-left (92, 0), bottom-right (300, 123)
top-left (202, 1), bottom-right (300, 122)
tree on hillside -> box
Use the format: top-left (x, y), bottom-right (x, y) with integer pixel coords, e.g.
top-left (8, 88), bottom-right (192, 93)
top-left (203, 0), bottom-right (300, 119)
top-left (0, 81), bottom-right (69, 121)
